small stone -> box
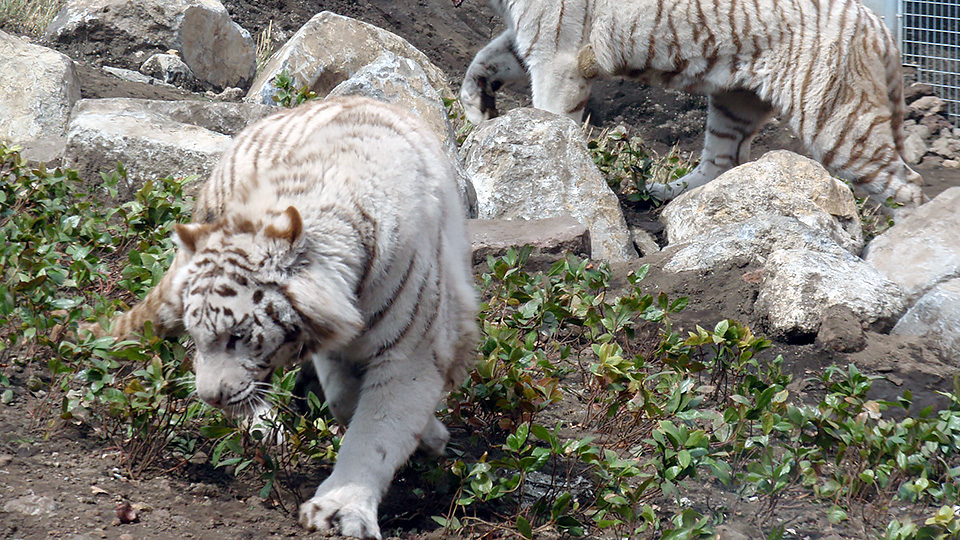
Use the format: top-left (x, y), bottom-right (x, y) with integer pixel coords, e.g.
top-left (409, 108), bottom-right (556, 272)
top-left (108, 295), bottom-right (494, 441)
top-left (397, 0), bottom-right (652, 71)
top-left (215, 87), bottom-right (245, 102)
top-left (140, 53), bottom-right (195, 87)
top-left (943, 160), bottom-right (960, 169)
top-left (115, 501), bottom-right (138, 524)
top-left (816, 304), bottom-right (866, 353)
top-left (119, 534), bottom-right (134, 540)
top-left (0, 454), bottom-right (12, 466)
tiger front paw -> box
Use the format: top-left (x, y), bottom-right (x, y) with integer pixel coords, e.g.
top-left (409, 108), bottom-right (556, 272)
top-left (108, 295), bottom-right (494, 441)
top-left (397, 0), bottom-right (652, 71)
top-left (299, 483), bottom-right (381, 540)
top-left (460, 79), bottom-right (499, 125)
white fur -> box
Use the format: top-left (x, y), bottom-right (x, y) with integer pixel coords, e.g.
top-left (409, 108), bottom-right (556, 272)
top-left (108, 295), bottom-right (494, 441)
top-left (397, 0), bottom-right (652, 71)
top-left (462, 0), bottom-right (925, 208)
top-left (105, 98), bottom-right (478, 540)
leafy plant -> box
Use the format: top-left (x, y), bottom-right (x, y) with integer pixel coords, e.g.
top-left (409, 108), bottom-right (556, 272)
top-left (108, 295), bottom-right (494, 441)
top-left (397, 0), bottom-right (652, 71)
top-left (587, 126), bottom-right (693, 204)
top-left (271, 70), bottom-right (318, 108)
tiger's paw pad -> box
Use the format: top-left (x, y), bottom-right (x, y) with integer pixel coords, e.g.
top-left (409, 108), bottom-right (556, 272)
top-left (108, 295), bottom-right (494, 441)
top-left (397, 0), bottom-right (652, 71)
top-left (299, 488), bottom-right (380, 540)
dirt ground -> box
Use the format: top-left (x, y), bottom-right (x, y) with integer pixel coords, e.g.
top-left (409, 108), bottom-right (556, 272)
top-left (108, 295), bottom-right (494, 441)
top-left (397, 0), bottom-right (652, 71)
top-left (3, 1), bottom-right (960, 539)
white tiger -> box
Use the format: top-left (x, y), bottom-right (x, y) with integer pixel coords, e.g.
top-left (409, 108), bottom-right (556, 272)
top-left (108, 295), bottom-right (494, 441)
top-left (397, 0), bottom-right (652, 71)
top-left (460, 0), bottom-right (926, 209)
top-left (88, 97), bottom-right (479, 540)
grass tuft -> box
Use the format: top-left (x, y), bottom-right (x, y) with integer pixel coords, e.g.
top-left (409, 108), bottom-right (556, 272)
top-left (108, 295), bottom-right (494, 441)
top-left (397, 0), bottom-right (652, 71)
top-left (0, 0), bottom-right (63, 37)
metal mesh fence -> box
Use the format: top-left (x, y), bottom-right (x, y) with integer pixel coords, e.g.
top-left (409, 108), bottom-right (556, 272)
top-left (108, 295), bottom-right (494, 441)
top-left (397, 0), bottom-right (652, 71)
top-left (900, 0), bottom-right (960, 125)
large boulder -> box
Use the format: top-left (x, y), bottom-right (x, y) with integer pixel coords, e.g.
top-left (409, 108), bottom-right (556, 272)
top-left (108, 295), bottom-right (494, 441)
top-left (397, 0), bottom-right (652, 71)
top-left (328, 52), bottom-right (476, 217)
top-left (661, 151), bottom-right (864, 254)
top-left (892, 278), bottom-right (960, 358)
top-left (662, 216), bottom-right (851, 273)
top-left (864, 187), bottom-right (960, 302)
top-left (248, 11), bottom-right (452, 105)
top-left (460, 108), bottom-right (637, 262)
top-left (63, 98), bottom-right (275, 199)
top-left (0, 31), bottom-right (80, 162)
top-left (45, 0), bottom-right (255, 89)
top-left (756, 248), bottom-right (906, 340)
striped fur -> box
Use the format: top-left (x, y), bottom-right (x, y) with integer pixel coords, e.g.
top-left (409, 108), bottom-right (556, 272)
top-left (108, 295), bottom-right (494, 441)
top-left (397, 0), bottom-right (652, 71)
top-left (94, 97), bottom-right (478, 540)
top-left (462, 0), bottom-right (925, 209)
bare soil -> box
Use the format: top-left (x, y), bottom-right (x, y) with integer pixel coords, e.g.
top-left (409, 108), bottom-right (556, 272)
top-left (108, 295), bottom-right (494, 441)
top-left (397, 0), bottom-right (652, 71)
top-left (3, 1), bottom-right (960, 539)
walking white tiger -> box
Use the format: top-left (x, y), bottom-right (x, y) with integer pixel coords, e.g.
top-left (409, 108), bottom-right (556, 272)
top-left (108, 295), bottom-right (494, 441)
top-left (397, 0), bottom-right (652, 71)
top-left (87, 97), bottom-right (479, 540)
top-left (460, 0), bottom-right (926, 209)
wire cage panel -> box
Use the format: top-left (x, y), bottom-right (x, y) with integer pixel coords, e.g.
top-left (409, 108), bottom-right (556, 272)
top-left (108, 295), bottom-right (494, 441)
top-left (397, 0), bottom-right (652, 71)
top-left (900, 0), bottom-right (960, 126)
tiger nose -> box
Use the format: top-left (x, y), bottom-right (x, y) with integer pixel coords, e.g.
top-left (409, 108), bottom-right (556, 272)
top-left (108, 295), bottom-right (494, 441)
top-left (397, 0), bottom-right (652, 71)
top-left (195, 373), bottom-right (226, 408)
top-left (198, 386), bottom-right (225, 408)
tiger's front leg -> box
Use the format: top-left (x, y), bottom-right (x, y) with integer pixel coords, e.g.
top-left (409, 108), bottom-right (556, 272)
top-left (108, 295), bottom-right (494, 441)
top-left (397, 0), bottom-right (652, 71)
top-left (461, 29), bottom-right (528, 124)
top-left (299, 353), bottom-right (446, 540)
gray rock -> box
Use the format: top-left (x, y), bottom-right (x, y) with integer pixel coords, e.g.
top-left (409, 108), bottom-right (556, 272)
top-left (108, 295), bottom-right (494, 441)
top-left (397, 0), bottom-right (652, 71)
top-left (18, 136), bottom-right (67, 164)
top-left (902, 131), bottom-right (928, 164)
top-left (63, 100), bottom-right (249, 199)
top-left (140, 53), bottom-right (195, 86)
top-left (905, 122), bottom-right (932, 141)
top-left (904, 82), bottom-right (935, 104)
top-left (893, 278), bottom-right (960, 358)
top-left (328, 52), bottom-right (476, 217)
top-left (45, 0), bottom-right (255, 88)
top-left (460, 108), bottom-right (637, 262)
top-left (864, 187), bottom-right (960, 302)
top-left (920, 114), bottom-right (953, 134)
top-left (469, 217), bottom-right (590, 266)
top-left (72, 98), bottom-right (275, 137)
top-left (662, 216), bottom-right (851, 273)
top-left (3, 494), bottom-right (59, 516)
top-left (661, 151), bottom-right (864, 254)
top-left (756, 248), bottom-right (905, 339)
top-left (630, 227), bottom-right (661, 257)
top-left (0, 31), bottom-right (79, 158)
top-left (909, 95), bottom-right (944, 117)
top-left (929, 136), bottom-right (960, 158)
top-left (248, 11), bottom-right (452, 105)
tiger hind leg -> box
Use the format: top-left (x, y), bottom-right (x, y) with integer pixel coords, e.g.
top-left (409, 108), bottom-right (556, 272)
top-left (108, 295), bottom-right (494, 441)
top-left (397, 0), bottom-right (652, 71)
top-left (803, 102), bottom-right (925, 210)
top-left (529, 52), bottom-right (594, 122)
top-left (648, 90), bottom-right (773, 201)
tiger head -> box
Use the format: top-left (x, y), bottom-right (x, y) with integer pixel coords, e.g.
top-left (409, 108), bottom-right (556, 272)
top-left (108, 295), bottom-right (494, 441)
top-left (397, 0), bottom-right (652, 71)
top-left (172, 206), bottom-right (363, 416)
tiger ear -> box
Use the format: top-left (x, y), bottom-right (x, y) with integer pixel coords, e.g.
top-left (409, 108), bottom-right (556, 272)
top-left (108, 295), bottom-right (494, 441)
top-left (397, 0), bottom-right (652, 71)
top-left (174, 223), bottom-right (212, 255)
top-left (265, 206), bottom-right (303, 245)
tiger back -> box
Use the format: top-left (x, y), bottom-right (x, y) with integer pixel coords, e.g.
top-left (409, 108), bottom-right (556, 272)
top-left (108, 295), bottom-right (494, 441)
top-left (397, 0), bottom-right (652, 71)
top-left (461, 0), bottom-right (925, 210)
top-left (91, 96), bottom-right (479, 540)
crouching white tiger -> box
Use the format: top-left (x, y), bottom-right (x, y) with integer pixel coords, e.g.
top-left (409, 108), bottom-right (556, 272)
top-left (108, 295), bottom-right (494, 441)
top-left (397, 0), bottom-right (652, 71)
top-left (460, 0), bottom-right (925, 209)
top-left (86, 97), bottom-right (479, 539)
